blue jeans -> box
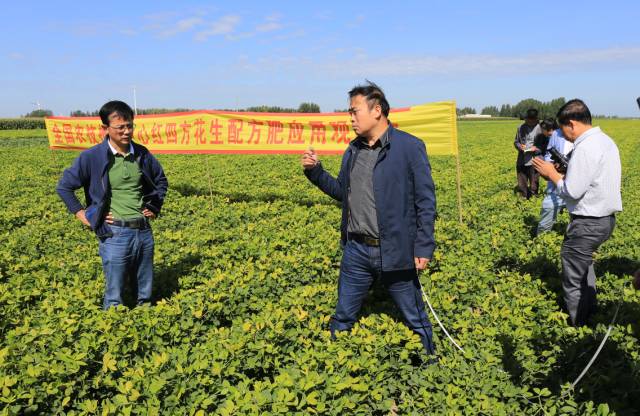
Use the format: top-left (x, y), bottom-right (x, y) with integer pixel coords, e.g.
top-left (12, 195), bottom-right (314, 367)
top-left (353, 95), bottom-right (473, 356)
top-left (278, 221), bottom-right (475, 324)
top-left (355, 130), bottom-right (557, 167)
top-left (331, 240), bottom-right (435, 354)
top-left (537, 192), bottom-right (566, 235)
top-left (98, 224), bottom-right (154, 309)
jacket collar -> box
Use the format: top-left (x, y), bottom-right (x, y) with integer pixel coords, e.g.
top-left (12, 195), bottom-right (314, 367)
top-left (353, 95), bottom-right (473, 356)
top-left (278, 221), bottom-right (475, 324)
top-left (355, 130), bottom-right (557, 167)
top-left (350, 122), bottom-right (394, 150)
top-left (101, 136), bottom-right (140, 157)
top-left (106, 138), bottom-right (135, 156)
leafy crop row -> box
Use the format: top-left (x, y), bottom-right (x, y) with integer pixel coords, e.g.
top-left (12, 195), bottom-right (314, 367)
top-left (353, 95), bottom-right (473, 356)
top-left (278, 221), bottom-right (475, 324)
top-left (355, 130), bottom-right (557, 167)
top-left (0, 120), bottom-right (638, 415)
top-left (0, 129), bottom-right (47, 140)
top-left (0, 119), bottom-right (46, 130)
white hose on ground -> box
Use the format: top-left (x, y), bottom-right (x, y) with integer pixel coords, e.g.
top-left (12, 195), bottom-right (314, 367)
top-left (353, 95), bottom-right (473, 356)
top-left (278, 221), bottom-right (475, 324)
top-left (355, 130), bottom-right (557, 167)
top-left (418, 280), bottom-right (467, 355)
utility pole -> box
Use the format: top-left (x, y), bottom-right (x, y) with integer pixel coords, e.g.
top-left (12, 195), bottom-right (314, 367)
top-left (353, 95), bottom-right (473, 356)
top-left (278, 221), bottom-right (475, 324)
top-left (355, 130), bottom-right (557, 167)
top-left (133, 86), bottom-right (137, 116)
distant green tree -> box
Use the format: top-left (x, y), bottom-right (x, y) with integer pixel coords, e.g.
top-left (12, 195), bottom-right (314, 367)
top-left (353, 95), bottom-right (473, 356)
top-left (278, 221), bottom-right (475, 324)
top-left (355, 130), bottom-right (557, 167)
top-left (137, 108), bottom-right (194, 115)
top-left (481, 106), bottom-right (500, 116)
top-left (456, 107), bottom-right (476, 116)
top-left (490, 98), bottom-right (567, 119)
top-left (70, 110), bottom-right (99, 117)
top-left (512, 99), bottom-right (543, 119)
top-left (297, 102), bottom-right (320, 113)
top-left (24, 109), bottom-right (53, 117)
top-left (245, 105), bottom-right (297, 113)
top-left (541, 97), bottom-right (566, 119)
top-left (499, 104), bottom-right (513, 117)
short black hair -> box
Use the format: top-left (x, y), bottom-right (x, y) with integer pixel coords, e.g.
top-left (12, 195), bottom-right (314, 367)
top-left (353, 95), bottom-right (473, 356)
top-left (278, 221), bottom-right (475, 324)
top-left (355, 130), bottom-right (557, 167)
top-left (556, 99), bottom-right (592, 126)
top-left (540, 118), bottom-right (557, 131)
top-left (99, 101), bottom-right (134, 125)
top-left (348, 80), bottom-right (390, 117)
top-left (525, 108), bottom-right (539, 119)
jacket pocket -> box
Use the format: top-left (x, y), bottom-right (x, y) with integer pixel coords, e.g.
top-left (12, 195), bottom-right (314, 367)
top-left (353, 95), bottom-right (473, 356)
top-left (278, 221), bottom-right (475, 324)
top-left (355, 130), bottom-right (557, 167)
top-left (85, 204), bottom-right (97, 223)
top-left (85, 202), bottom-right (105, 228)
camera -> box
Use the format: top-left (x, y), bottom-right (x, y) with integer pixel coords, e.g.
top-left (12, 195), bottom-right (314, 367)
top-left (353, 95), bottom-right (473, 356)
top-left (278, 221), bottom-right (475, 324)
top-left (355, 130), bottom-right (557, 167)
top-left (548, 148), bottom-right (570, 174)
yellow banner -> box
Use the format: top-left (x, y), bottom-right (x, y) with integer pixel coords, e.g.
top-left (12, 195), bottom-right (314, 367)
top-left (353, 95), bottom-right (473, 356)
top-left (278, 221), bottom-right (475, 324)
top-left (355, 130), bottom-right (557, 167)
top-left (45, 101), bottom-right (457, 155)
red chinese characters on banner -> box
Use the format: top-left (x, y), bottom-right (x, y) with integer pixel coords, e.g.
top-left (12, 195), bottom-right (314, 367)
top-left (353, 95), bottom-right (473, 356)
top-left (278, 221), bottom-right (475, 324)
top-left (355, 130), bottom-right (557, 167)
top-left (150, 123), bottom-right (163, 144)
top-left (288, 121), bottom-right (304, 144)
top-left (50, 113), bottom-right (365, 150)
top-left (136, 123), bottom-right (151, 144)
top-left (193, 118), bottom-right (206, 144)
top-left (51, 124), bottom-right (63, 144)
top-left (330, 121), bottom-right (350, 144)
top-left (309, 121), bottom-right (326, 145)
top-left (228, 119), bottom-right (243, 144)
top-left (165, 123), bottom-right (178, 144)
top-left (209, 118), bottom-right (223, 144)
top-left (180, 121), bottom-right (192, 144)
top-left (63, 124), bottom-right (74, 144)
top-left (266, 121), bottom-right (283, 144)
top-left (247, 120), bottom-right (263, 145)
top-left (86, 125), bottom-right (100, 144)
top-left (75, 125), bottom-right (86, 143)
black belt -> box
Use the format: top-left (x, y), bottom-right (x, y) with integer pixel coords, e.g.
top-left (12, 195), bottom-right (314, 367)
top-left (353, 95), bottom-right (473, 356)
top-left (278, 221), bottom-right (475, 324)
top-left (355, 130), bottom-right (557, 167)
top-left (570, 214), bottom-right (614, 221)
top-left (348, 233), bottom-right (380, 247)
top-left (111, 217), bottom-right (149, 229)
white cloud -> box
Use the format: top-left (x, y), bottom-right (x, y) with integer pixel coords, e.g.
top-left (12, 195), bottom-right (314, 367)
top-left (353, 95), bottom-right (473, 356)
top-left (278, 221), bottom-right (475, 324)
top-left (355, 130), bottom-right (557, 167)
top-left (256, 21), bottom-right (282, 32)
top-left (159, 17), bottom-right (204, 38)
top-left (120, 29), bottom-right (138, 36)
top-left (225, 32), bottom-right (255, 41)
top-left (346, 14), bottom-right (365, 29)
top-left (274, 29), bottom-right (306, 41)
top-left (8, 52), bottom-right (25, 61)
top-left (195, 15), bottom-right (241, 41)
top-left (143, 11), bottom-right (180, 23)
top-left (256, 13), bottom-right (283, 32)
top-left (323, 46), bottom-right (640, 77)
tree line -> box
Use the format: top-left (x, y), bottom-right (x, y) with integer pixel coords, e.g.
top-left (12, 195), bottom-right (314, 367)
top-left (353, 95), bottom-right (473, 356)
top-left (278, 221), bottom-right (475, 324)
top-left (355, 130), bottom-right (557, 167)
top-left (457, 97), bottom-right (568, 119)
top-left (24, 99), bottom-right (622, 119)
top-left (59, 102), bottom-right (322, 117)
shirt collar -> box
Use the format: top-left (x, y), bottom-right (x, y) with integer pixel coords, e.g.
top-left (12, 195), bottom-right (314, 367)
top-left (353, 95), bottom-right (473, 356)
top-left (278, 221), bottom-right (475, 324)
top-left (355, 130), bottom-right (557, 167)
top-left (107, 137), bottom-right (135, 156)
top-left (357, 126), bottom-right (390, 149)
top-left (574, 126), bottom-right (601, 147)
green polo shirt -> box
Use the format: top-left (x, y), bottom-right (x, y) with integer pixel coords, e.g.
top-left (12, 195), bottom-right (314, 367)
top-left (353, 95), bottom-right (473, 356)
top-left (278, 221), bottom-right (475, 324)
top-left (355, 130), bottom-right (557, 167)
top-left (108, 151), bottom-right (144, 220)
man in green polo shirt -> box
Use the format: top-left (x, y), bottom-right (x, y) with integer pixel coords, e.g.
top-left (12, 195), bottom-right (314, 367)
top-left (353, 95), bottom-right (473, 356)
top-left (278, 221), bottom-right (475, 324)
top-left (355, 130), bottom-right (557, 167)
top-left (57, 100), bottom-right (168, 309)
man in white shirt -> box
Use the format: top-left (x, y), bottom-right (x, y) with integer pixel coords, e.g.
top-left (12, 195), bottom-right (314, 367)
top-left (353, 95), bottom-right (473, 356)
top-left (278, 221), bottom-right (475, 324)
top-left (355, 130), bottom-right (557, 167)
top-left (532, 99), bottom-right (621, 326)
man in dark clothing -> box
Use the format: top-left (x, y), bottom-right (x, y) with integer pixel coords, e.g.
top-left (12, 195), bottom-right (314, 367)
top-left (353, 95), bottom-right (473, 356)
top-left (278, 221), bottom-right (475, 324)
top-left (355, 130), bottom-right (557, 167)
top-left (57, 101), bottom-right (168, 309)
top-left (301, 81), bottom-right (436, 355)
top-left (514, 108), bottom-right (547, 198)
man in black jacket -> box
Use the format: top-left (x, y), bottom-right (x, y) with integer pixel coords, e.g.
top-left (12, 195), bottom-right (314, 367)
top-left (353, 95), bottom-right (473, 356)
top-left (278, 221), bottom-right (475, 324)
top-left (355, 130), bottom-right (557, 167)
top-left (301, 81), bottom-right (436, 355)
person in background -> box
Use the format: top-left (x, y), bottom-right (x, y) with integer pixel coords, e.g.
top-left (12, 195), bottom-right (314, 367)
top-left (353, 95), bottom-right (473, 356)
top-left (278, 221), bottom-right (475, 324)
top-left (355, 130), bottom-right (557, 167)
top-left (514, 108), bottom-right (547, 199)
top-left (536, 118), bottom-right (573, 235)
top-left (533, 99), bottom-right (621, 326)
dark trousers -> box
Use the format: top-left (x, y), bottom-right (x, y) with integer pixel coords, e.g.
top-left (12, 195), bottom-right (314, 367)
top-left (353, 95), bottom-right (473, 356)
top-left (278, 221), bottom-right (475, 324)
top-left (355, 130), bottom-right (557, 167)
top-left (330, 239), bottom-right (435, 354)
top-left (561, 215), bottom-right (615, 326)
top-left (516, 164), bottom-right (539, 199)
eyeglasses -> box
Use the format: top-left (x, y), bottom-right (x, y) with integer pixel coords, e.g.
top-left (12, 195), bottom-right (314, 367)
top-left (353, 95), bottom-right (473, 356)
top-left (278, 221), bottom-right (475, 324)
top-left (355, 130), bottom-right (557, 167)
top-left (108, 123), bottom-right (135, 132)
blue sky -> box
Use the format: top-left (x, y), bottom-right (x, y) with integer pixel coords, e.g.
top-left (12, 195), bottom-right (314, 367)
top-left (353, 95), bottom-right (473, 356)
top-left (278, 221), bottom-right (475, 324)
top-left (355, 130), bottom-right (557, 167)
top-left (2, 0), bottom-right (639, 117)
